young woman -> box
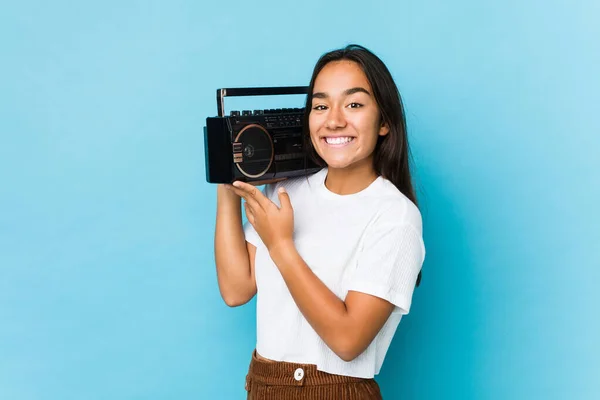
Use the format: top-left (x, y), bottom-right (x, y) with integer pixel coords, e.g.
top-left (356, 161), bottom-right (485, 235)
top-left (214, 44), bottom-right (425, 399)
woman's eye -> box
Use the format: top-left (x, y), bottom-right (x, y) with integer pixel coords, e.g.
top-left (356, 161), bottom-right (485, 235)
top-left (312, 105), bottom-right (327, 111)
top-left (348, 102), bottom-right (363, 108)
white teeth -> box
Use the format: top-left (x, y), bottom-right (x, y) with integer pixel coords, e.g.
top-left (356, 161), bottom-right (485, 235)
top-left (324, 137), bottom-right (354, 145)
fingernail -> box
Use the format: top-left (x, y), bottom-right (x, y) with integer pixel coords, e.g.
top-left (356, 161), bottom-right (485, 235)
top-left (278, 187), bottom-right (285, 193)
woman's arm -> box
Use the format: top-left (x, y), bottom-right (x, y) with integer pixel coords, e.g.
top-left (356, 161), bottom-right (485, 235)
top-left (214, 184), bottom-right (256, 307)
top-left (269, 241), bottom-right (395, 362)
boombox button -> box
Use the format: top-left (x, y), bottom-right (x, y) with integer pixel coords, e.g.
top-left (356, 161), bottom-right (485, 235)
top-left (233, 142), bottom-right (242, 152)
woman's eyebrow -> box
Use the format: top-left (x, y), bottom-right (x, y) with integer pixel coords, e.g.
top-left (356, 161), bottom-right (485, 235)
top-left (312, 87), bottom-right (371, 99)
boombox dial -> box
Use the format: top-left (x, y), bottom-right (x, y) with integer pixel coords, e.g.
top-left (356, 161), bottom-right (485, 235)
top-left (233, 124), bottom-right (274, 178)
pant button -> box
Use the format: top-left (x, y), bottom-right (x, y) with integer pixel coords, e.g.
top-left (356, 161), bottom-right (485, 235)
top-left (294, 367), bottom-right (304, 381)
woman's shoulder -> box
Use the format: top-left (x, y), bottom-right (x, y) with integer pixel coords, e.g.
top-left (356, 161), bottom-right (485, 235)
top-left (367, 178), bottom-right (423, 232)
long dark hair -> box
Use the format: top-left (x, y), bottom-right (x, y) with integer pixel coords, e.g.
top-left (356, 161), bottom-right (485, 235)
top-left (303, 44), bottom-right (422, 286)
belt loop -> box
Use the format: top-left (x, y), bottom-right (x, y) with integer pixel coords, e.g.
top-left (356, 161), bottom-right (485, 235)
top-left (245, 374), bottom-right (252, 392)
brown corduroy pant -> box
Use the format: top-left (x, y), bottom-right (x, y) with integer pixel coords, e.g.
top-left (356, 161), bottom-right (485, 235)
top-left (245, 350), bottom-right (383, 399)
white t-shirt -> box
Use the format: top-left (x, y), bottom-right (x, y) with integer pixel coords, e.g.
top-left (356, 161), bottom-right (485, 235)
top-left (243, 167), bottom-right (425, 379)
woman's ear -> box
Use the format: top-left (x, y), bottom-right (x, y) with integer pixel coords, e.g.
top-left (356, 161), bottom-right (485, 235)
top-left (378, 121), bottom-right (390, 137)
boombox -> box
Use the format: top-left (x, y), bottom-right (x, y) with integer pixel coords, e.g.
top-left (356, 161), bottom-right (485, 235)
top-left (203, 86), bottom-right (321, 183)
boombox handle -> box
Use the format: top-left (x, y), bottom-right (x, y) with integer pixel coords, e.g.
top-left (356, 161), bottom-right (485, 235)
top-left (216, 86), bottom-right (309, 117)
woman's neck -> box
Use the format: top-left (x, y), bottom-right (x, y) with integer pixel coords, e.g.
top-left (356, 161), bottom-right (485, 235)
top-left (324, 161), bottom-right (378, 196)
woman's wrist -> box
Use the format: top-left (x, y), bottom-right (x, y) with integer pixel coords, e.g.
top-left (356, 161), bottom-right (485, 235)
top-left (268, 239), bottom-right (297, 266)
top-left (217, 184), bottom-right (241, 201)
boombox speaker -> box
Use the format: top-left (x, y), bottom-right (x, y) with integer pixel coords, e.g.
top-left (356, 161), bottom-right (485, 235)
top-left (203, 86), bottom-right (321, 183)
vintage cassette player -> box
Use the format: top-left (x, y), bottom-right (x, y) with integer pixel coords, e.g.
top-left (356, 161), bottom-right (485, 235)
top-left (203, 86), bottom-right (321, 184)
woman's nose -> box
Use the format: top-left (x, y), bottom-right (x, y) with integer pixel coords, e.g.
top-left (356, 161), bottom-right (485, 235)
top-left (325, 106), bottom-right (347, 129)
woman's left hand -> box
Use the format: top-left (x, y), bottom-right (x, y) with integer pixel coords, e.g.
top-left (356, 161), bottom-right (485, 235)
top-left (228, 181), bottom-right (294, 252)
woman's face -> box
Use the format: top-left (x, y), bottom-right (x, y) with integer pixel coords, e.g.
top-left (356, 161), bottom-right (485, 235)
top-left (308, 60), bottom-right (389, 171)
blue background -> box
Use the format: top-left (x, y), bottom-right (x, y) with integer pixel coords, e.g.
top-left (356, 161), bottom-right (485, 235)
top-left (1, 1), bottom-right (599, 399)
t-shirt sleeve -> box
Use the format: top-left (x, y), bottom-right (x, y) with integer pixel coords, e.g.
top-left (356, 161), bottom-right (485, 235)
top-left (242, 183), bottom-right (276, 247)
top-left (345, 220), bottom-right (425, 315)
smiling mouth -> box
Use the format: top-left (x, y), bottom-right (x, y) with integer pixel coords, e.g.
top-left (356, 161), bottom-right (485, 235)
top-left (321, 136), bottom-right (355, 147)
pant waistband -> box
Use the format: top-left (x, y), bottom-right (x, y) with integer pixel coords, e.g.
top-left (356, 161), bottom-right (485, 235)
top-left (246, 349), bottom-right (372, 388)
